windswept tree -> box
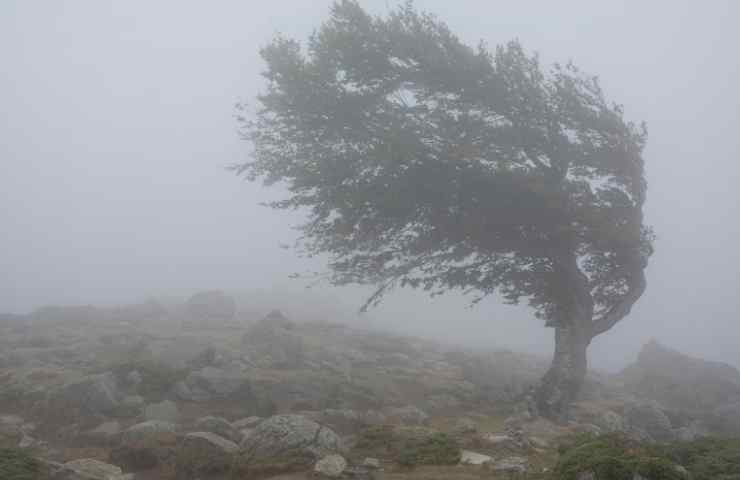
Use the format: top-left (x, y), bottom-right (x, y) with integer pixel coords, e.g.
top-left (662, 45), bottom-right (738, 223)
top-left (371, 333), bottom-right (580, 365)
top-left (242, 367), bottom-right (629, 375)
top-left (236, 0), bottom-right (653, 418)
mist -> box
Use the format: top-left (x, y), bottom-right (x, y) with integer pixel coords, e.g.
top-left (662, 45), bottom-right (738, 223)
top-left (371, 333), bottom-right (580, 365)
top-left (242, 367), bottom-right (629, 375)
top-left (2, 0), bottom-right (739, 373)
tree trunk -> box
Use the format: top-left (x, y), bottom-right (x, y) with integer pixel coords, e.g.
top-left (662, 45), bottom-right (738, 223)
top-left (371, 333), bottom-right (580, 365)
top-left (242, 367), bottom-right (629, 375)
top-left (534, 321), bottom-right (591, 421)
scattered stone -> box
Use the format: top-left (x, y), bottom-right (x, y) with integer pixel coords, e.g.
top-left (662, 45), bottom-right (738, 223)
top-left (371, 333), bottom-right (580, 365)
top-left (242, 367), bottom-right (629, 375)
top-left (493, 455), bottom-right (528, 473)
top-left (362, 457), bottom-right (381, 469)
top-left (460, 450), bottom-right (492, 465)
top-left (600, 410), bottom-right (626, 433)
top-left (314, 454), bottom-right (347, 478)
top-left (144, 400), bottom-right (179, 422)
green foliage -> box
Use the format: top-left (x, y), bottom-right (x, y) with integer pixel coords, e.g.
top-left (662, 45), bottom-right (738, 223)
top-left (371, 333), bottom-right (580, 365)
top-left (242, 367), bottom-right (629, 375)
top-left (237, 0), bottom-right (652, 333)
top-left (656, 437), bottom-right (740, 480)
top-left (554, 434), bottom-right (740, 480)
top-left (0, 448), bottom-right (42, 480)
top-left (355, 425), bottom-right (460, 467)
top-left (397, 432), bottom-right (461, 467)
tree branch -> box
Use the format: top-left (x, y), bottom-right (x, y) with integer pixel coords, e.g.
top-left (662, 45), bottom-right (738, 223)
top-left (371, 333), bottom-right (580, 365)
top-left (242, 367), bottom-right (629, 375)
top-left (590, 268), bottom-right (646, 337)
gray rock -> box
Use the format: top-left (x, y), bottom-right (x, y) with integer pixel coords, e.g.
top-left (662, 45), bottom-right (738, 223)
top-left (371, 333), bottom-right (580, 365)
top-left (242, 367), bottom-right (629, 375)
top-left (493, 456), bottom-right (528, 473)
top-left (55, 458), bottom-right (130, 480)
top-left (194, 416), bottom-right (240, 443)
top-left (121, 395), bottom-right (144, 409)
top-left (600, 410), bottom-right (626, 433)
top-left (125, 370), bottom-right (142, 387)
top-left (241, 310), bottom-right (304, 368)
top-left (174, 367), bottom-right (253, 403)
top-left (232, 416), bottom-right (262, 429)
top-left (120, 420), bottom-right (177, 446)
top-left (176, 431), bottom-right (239, 478)
top-left (82, 421), bottom-right (121, 443)
top-left (460, 450), bottom-right (493, 465)
top-left (362, 457), bottom-right (381, 469)
top-left (624, 401), bottom-right (673, 441)
top-left (240, 414), bottom-right (343, 461)
top-left (714, 400), bottom-right (740, 434)
top-left (314, 454), bottom-right (347, 478)
top-left (47, 372), bottom-right (121, 415)
top-left (453, 418), bottom-right (477, 435)
top-left (144, 400), bottom-right (179, 422)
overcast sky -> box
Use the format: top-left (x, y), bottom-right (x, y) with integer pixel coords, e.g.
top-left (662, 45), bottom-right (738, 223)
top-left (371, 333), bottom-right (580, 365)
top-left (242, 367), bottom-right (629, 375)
top-left (1, 1), bottom-right (738, 371)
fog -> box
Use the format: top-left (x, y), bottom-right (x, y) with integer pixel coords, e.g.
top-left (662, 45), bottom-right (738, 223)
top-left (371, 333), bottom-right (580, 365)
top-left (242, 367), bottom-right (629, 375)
top-left (1, 1), bottom-right (738, 372)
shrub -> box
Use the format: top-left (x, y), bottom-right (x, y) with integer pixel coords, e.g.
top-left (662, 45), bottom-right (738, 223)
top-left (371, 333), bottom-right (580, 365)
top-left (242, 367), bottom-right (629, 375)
top-left (0, 448), bottom-right (42, 480)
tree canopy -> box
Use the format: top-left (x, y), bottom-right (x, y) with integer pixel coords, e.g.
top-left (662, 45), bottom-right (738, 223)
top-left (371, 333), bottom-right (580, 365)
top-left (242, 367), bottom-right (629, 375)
top-left (237, 0), bottom-right (653, 340)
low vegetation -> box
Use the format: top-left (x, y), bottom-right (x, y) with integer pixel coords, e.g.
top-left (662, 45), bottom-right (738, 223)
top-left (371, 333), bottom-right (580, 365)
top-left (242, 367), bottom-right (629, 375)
top-left (0, 448), bottom-right (42, 480)
top-left (554, 433), bottom-right (740, 480)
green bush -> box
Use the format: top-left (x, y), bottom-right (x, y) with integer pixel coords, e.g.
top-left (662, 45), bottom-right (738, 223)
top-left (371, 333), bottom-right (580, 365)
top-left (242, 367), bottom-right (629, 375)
top-left (554, 434), bottom-right (684, 480)
top-left (396, 431), bottom-right (461, 467)
top-left (0, 448), bottom-right (43, 480)
top-left (106, 357), bottom-right (186, 399)
top-left (555, 434), bottom-right (740, 480)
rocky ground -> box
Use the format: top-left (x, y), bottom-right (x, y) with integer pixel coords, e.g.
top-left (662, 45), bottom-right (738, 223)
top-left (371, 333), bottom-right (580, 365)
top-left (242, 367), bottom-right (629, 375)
top-left (1, 291), bottom-right (739, 479)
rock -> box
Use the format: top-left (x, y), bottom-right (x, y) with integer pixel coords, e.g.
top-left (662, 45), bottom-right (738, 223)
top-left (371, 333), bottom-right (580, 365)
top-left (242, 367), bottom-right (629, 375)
top-left (674, 420), bottom-right (708, 441)
top-left (47, 372), bottom-right (121, 416)
top-left (314, 454), bottom-right (347, 478)
top-left (460, 450), bottom-right (492, 465)
top-left (383, 405), bottom-right (429, 426)
top-left (600, 410), bottom-right (626, 433)
top-left (113, 421), bottom-right (178, 472)
top-left (56, 458), bottom-right (130, 480)
top-left (714, 400), bottom-right (740, 434)
top-left (18, 434), bottom-right (36, 449)
top-left (232, 416), bottom-right (262, 429)
top-left (176, 431), bottom-right (239, 478)
top-left (624, 401), bottom-right (673, 441)
top-left (620, 340), bottom-right (740, 412)
top-left (493, 456), bottom-right (528, 473)
top-left (120, 420), bottom-right (177, 445)
top-left (121, 395), bottom-right (144, 409)
top-left (362, 457), bottom-right (381, 469)
top-left (241, 310), bottom-right (304, 368)
top-left (240, 414), bottom-right (344, 461)
top-left (174, 366), bottom-right (254, 403)
top-left (479, 433), bottom-right (515, 448)
top-left (194, 416), bottom-right (240, 443)
top-left (453, 418), bottom-right (477, 435)
top-left (83, 421), bottom-right (121, 444)
top-left (144, 400), bottom-right (179, 422)
top-left (185, 290), bottom-right (236, 322)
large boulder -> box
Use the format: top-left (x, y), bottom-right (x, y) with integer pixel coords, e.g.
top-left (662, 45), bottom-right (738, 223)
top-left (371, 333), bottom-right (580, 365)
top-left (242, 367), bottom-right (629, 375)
top-left (620, 340), bottom-right (740, 412)
top-left (241, 310), bottom-right (304, 368)
top-left (240, 414), bottom-right (343, 463)
top-left (175, 432), bottom-right (238, 479)
top-left (113, 421), bottom-right (178, 472)
top-left (193, 416), bottom-right (240, 443)
top-left (173, 367), bottom-right (254, 403)
top-left (46, 372), bottom-right (121, 417)
top-left (314, 454), bottom-right (347, 478)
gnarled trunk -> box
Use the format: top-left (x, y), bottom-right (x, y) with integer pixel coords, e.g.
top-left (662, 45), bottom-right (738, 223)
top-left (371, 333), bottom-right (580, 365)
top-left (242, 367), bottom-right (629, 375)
top-left (534, 322), bottom-right (591, 420)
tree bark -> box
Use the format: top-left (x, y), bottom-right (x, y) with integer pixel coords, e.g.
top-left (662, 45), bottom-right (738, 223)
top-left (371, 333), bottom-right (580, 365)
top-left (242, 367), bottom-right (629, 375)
top-left (534, 322), bottom-right (591, 420)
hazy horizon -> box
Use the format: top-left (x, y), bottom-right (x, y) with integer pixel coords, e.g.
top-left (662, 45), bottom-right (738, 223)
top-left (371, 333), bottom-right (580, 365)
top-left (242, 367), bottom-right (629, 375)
top-left (2, 1), bottom-right (739, 372)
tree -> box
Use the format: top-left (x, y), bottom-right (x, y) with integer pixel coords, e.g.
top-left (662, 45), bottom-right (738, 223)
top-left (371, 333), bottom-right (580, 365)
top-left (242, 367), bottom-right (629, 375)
top-left (235, 0), bottom-right (653, 419)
